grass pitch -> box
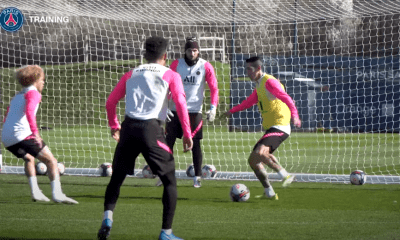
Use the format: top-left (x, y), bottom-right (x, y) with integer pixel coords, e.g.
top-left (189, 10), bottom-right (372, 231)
top-left (2, 127), bottom-right (399, 176)
top-left (0, 174), bottom-right (399, 240)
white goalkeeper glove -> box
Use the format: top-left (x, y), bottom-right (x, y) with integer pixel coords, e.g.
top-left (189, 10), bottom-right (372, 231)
top-left (206, 105), bottom-right (217, 122)
top-left (166, 109), bottom-right (174, 122)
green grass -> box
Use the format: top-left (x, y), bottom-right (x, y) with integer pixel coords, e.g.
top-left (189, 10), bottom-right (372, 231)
top-left (2, 61), bottom-right (399, 177)
top-left (2, 126), bottom-right (399, 176)
top-left (0, 174), bottom-right (399, 240)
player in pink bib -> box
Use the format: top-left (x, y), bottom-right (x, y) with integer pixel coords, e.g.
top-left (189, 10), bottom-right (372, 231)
top-left (225, 57), bottom-right (301, 200)
top-left (2, 65), bottom-right (78, 204)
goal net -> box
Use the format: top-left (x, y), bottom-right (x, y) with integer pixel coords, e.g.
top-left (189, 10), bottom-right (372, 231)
top-left (1, 0), bottom-right (399, 184)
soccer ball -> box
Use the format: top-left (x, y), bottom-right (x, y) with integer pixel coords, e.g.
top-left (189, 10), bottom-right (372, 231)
top-left (350, 170), bottom-right (367, 185)
top-left (99, 163), bottom-right (113, 177)
top-left (186, 165), bottom-right (195, 177)
top-left (230, 183), bottom-right (250, 202)
top-left (57, 162), bottom-right (65, 175)
top-left (202, 164), bottom-right (217, 178)
top-left (36, 162), bottom-right (47, 175)
top-left (142, 165), bottom-right (156, 178)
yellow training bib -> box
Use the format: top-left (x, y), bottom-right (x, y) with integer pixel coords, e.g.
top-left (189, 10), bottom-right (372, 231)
top-left (256, 74), bottom-right (291, 129)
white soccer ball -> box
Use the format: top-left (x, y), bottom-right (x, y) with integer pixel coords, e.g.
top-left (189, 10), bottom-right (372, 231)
top-left (36, 162), bottom-right (47, 175)
top-left (202, 164), bottom-right (217, 178)
top-left (57, 162), bottom-right (65, 175)
top-left (99, 163), bottom-right (113, 177)
top-left (186, 165), bottom-right (195, 177)
top-left (142, 165), bottom-right (156, 178)
top-left (230, 183), bottom-right (250, 202)
top-left (350, 170), bottom-right (367, 185)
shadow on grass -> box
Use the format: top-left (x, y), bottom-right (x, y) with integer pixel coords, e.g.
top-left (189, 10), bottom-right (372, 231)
top-left (78, 194), bottom-right (189, 201)
top-left (0, 237), bottom-right (94, 240)
top-left (0, 238), bottom-right (64, 240)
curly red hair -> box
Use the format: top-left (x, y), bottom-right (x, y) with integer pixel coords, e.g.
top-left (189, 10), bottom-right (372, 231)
top-left (15, 65), bottom-right (44, 87)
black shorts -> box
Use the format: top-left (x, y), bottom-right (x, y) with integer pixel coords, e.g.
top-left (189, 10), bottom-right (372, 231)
top-left (112, 117), bottom-right (175, 176)
top-left (6, 138), bottom-right (47, 159)
top-left (166, 111), bottom-right (203, 139)
top-left (253, 128), bottom-right (289, 153)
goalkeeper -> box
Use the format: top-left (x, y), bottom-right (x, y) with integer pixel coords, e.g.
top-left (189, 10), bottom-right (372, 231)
top-left (164, 37), bottom-right (219, 188)
top-left (225, 56), bottom-right (301, 200)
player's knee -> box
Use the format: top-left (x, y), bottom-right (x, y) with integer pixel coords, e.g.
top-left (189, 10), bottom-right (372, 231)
top-left (251, 149), bottom-right (273, 166)
top-left (39, 157), bottom-right (57, 166)
top-left (159, 171), bottom-right (176, 187)
top-left (263, 152), bottom-right (273, 162)
top-left (23, 155), bottom-right (35, 163)
top-left (37, 147), bottom-right (56, 163)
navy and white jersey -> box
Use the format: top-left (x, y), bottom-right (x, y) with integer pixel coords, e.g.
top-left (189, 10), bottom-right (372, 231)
top-left (169, 58), bottom-right (219, 113)
top-left (106, 63), bottom-right (192, 138)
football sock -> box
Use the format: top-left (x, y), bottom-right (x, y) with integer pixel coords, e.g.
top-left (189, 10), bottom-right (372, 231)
top-left (278, 169), bottom-right (289, 179)
top-left (104, 210), bottom-right (113, 222)
top-left (159, 171), bottom-right (177, 229)
top-left (161, 229), bottom-right (172, 235)
top-left (51, 179), bottom-right (62, 195)
top-left (28, 176), bottom-right (40, 193)
top-left (264, 186), bottom-right (276, 197)
top-left (192, 139), bottom-right (203, 175)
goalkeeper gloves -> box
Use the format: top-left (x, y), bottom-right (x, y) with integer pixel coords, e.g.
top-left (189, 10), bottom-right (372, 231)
top-left (206, 105), bottom-right (217, 122)
top-left (166, 109), bottom-right (174, 122)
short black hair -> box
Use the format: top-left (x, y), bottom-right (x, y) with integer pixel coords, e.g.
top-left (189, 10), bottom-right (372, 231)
top-left (246, 56), bottom-right (262, 63)
top-left (144, 36), bottom-right (169, 61)
top-left (246, 56), bottom-right (263, 67)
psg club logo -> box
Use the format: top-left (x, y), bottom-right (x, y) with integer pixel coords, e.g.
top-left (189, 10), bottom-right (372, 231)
top-left (0, 7), bottom-right (24, 32)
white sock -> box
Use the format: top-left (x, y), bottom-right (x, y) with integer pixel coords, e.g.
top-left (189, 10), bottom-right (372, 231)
top-left (104, 210), bottom-right (113, 221)
top-left (162, 229), bottom-right (172, 234)
top-left (278, 169), bottom-right (289, 180)
top-left (264, 186), bottom-right (276, 198)
top-left (28, 176), bottom-right (40, 193)
top-left (51, 179), bottom-right (63, 196)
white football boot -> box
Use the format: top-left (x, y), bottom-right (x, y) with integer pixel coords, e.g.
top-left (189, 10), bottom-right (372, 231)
top-left (52, 193), bottom-right (78, 204)
top-left (282, 175), bottom-right (295, 188)
top-left (31, 190), bottom-right (50, 202)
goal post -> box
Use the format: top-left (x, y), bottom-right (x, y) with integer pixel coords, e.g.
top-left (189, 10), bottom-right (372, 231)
top-left (0, 0), bottom-right (399, 184)
top-left (199, 35), bottom-right (226, 63)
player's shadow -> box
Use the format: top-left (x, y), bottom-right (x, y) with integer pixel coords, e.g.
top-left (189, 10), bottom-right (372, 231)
top-left (0, 238), bottom-right (94, 240)
top-left (0, 200), bottom-right (52, 205)
top-left (0, 238), bottom-right (78, 240)
top-left (80, 194), bottom-right (189, 201)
